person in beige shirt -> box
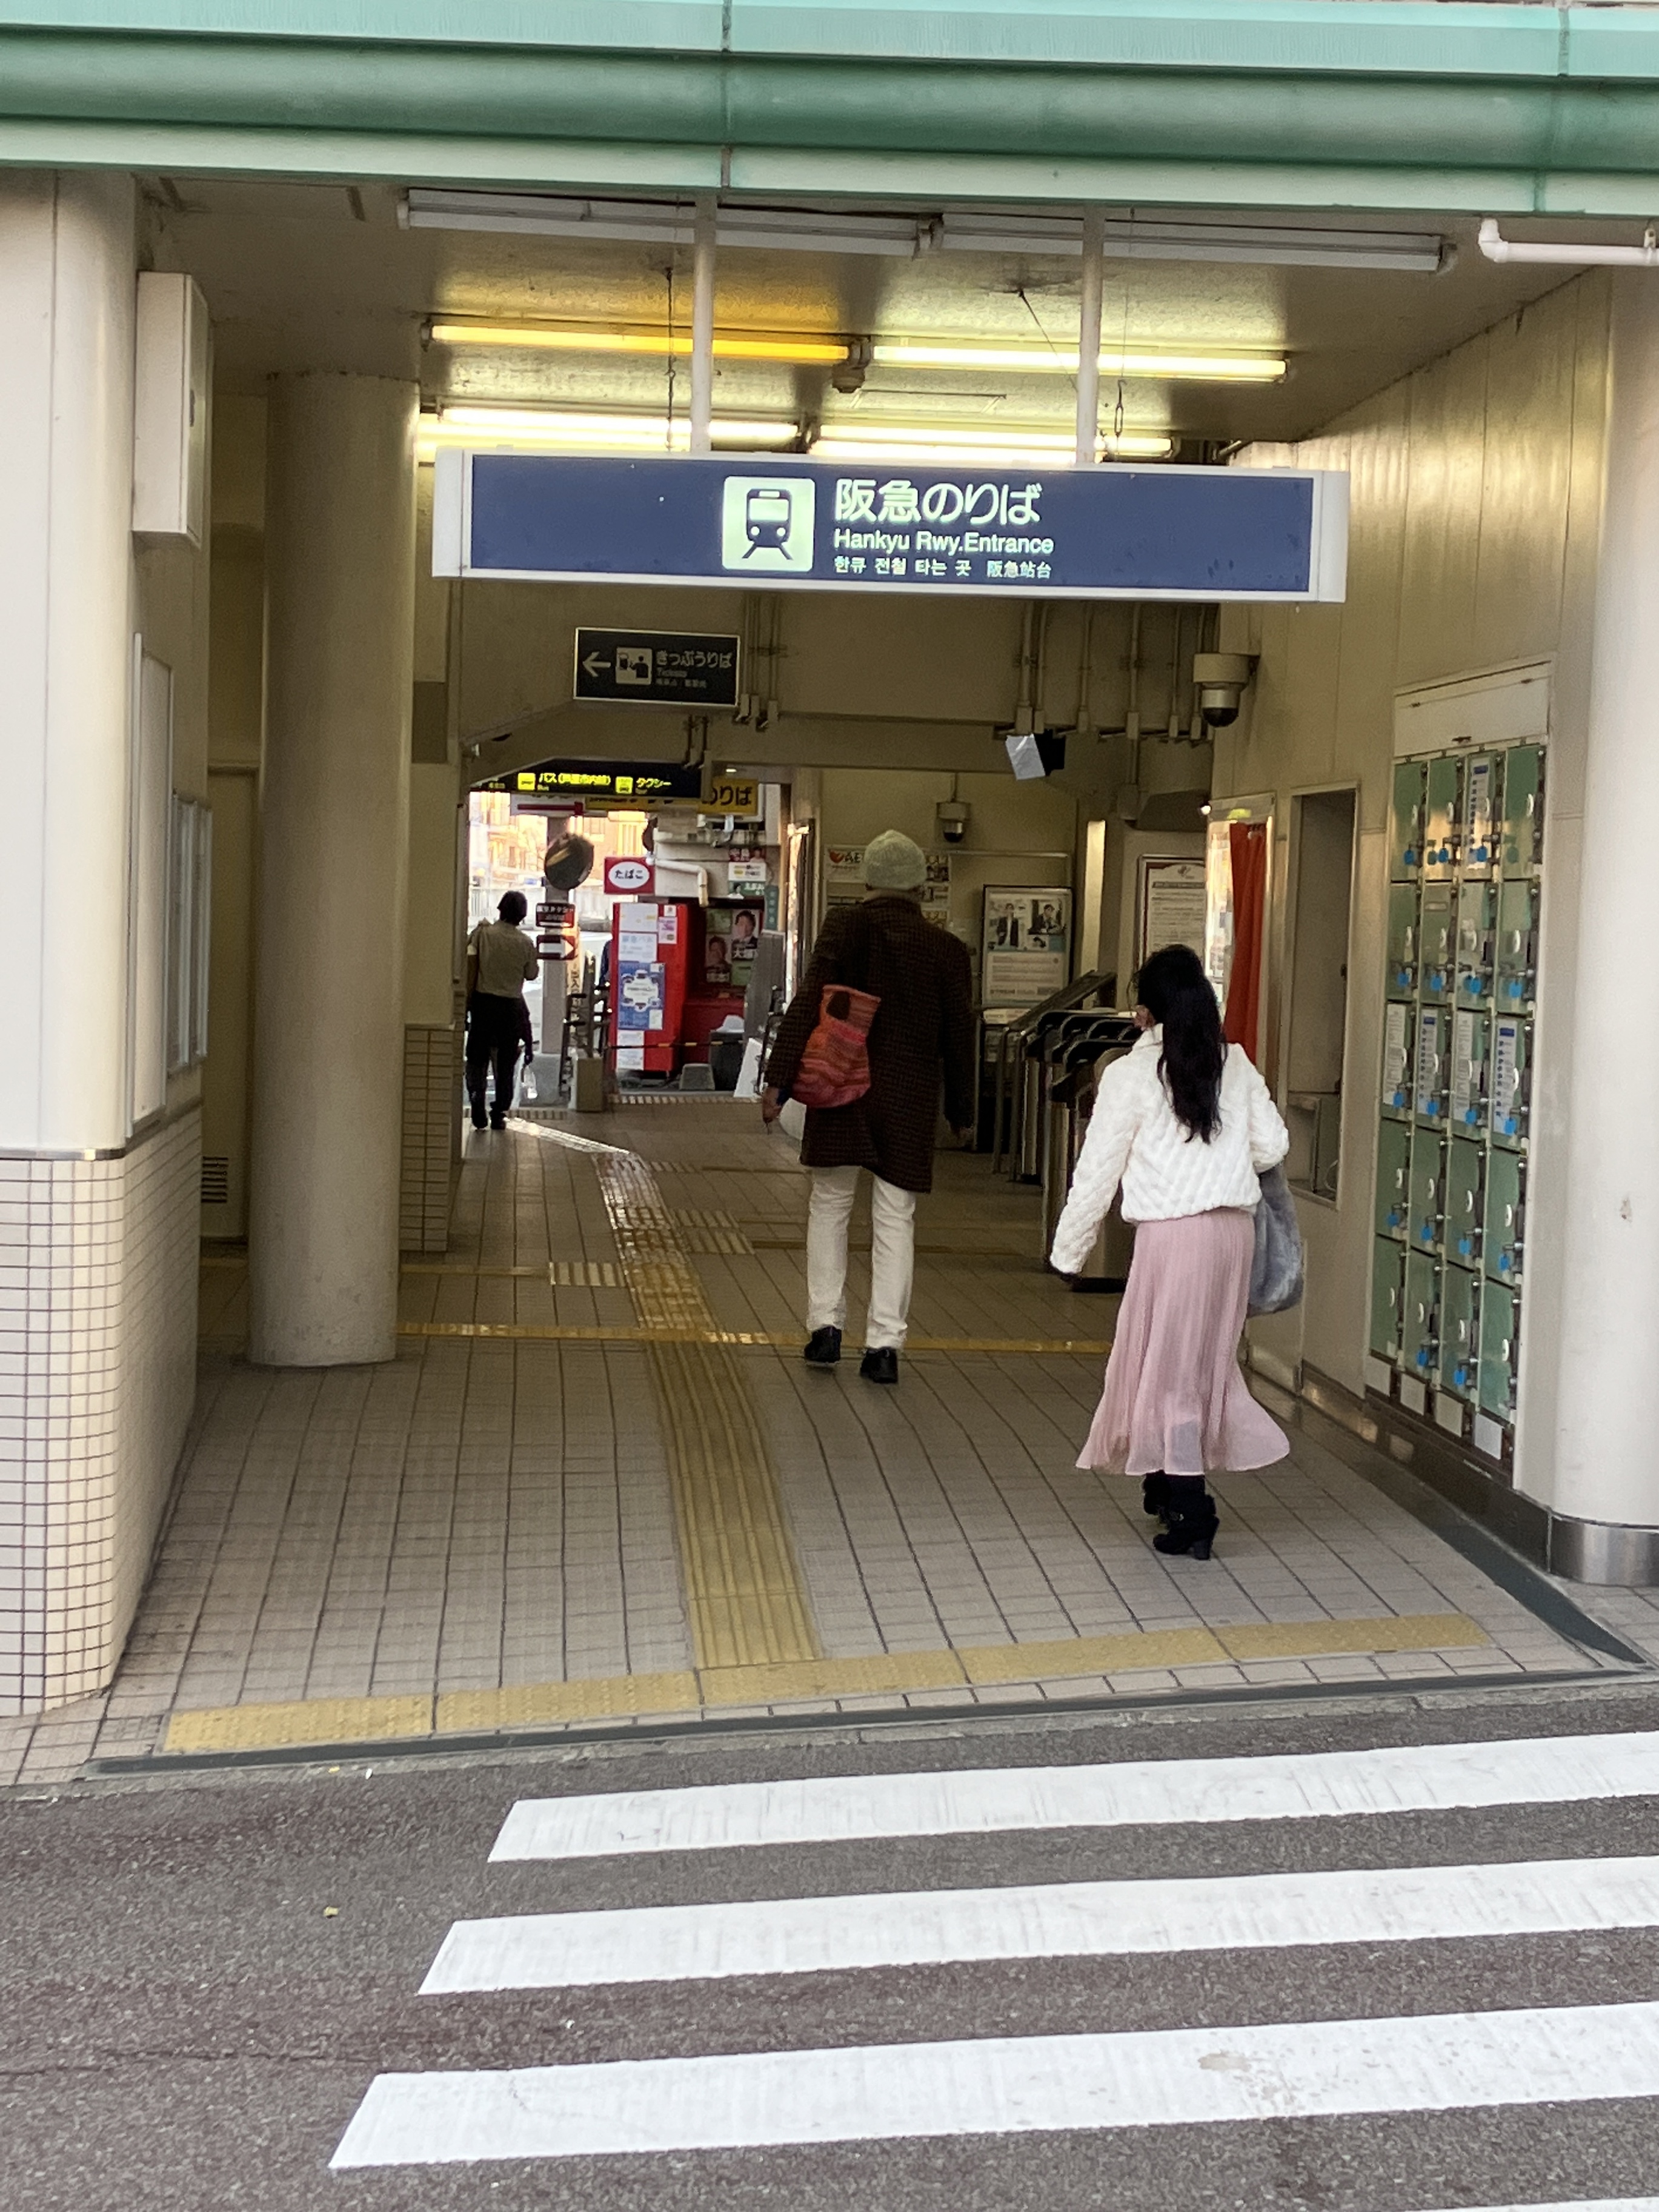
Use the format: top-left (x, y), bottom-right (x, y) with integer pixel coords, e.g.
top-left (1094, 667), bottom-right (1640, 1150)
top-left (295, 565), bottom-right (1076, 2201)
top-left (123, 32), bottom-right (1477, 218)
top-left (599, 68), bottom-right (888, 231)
top-left (466, 892), bottom-right (540, 1130)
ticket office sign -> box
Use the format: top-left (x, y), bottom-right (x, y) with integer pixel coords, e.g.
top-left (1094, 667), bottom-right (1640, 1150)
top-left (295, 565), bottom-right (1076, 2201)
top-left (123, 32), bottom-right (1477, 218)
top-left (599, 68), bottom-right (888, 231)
top-left (434, 451), bottom-right (1348, 603)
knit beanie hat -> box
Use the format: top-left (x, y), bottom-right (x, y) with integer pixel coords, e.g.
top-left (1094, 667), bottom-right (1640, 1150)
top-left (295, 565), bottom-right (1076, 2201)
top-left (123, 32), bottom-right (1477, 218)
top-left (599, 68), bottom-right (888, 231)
top-left (863, 829), bottom-right (928, 892)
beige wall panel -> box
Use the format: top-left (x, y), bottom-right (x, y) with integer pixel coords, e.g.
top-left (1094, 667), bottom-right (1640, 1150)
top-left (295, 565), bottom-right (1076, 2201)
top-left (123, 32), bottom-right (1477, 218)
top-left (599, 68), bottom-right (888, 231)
top-left (207, 529), bottom-right (264, 771)
top-left (201, 768), bottom-right (256, 1240)
top-left (1472, 292), bottom-right (1576, 671)
top-left (405, 761), bottom-right (460, 1027)
top-left (1397, 338), bottom-right (1488, 688)
top-left (1332, 402), bottom-right (1410, 835)
top-left (413, 464), bottom-right (450, 686)
top-left (783, 593), bottom-right (1022, 724)
top-left (210, 394), bottom-right (265, 533)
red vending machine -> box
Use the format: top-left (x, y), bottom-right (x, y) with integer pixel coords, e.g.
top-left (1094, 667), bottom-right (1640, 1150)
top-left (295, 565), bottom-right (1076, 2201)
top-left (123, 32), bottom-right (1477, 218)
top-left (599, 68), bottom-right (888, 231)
top-left (610, 899), bottom-right (694, 1079)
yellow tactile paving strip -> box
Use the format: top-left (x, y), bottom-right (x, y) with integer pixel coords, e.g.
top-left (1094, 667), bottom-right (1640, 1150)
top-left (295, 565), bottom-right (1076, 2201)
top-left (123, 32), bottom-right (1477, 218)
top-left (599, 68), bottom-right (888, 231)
top-left (161, 1612), bottom-right (1491, 1755)
top-left (583, 1138), bottom-right (819, 1671)
top-left (396, 1319), bottom-right (1112, 1355)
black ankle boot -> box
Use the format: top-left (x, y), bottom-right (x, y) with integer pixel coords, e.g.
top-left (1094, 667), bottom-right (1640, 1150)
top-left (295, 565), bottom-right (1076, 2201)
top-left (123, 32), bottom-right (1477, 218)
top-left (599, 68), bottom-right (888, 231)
top-left (1141, 1473), bottom-right (1172, 1524)
top-left (1152, 1477), bottom-right (1219, 1560)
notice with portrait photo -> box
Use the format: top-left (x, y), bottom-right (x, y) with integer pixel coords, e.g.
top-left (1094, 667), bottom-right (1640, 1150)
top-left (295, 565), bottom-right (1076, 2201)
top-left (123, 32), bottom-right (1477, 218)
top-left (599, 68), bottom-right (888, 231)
top-left (982, 888), bottom-right (1072, 1006)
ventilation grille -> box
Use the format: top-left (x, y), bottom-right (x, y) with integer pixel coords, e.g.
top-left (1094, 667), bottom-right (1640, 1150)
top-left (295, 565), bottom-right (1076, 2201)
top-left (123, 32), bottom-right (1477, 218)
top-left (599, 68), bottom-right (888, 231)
top-left (201, 1155), bottom-right (231, 1207)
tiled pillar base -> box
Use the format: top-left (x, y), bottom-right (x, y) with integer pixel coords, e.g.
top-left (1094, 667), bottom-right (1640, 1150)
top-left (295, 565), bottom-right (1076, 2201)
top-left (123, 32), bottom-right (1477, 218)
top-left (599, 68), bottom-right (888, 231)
top-left (400, 1023), bottom-right (457, 1254)
top-left (0, 1109), bottom-right (200, 1716)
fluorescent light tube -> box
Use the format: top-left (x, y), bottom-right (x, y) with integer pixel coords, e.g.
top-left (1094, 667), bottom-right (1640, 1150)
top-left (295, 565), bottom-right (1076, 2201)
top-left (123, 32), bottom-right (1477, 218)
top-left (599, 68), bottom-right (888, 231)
top-left (428, 321), bottom-right (849, 365)
top-left (812, 432), bottom-right (1172, 463)
top-left (939, 211), bottom-right (1448, 273)
top-left (405, 189), bottom-right (923, 256)
top-left (871, 343), bottom-right (1285, 382)
top-left (420, 408), bottom-right (797, 453)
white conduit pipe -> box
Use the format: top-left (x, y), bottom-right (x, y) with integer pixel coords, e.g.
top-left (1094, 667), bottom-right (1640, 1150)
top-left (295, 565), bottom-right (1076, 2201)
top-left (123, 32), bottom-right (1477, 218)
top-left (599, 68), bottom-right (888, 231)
top-left (690, 194), bottom-right (717, 454)
top-left (1480, 215), bottom-right (1659, 266)
top-left (1075, 207), bottom-right (1105, 465)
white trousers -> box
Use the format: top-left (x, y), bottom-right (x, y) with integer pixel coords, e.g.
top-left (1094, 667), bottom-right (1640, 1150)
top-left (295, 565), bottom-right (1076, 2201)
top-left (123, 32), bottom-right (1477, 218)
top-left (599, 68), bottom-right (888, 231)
top-left (807, 1166), bottom-right (917, 1350)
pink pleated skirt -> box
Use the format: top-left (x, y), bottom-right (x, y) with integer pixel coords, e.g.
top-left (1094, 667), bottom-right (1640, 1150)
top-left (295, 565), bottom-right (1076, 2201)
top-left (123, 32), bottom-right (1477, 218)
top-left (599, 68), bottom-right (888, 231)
top-left (1078, 1207), bottom-right (1289, 1480)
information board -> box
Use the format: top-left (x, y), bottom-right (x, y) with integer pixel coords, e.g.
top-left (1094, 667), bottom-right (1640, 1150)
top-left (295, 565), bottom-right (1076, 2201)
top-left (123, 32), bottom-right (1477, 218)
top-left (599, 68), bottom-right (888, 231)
top-left (436, 452), bottom-right (1348, 603)
top-left (574, 628), bottom-right (740, 708)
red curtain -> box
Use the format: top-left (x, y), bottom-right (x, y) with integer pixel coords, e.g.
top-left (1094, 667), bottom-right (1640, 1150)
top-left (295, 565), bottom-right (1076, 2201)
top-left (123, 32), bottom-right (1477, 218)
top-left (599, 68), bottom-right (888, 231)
top-left (1225, 821), bottom-right (1268, 1061)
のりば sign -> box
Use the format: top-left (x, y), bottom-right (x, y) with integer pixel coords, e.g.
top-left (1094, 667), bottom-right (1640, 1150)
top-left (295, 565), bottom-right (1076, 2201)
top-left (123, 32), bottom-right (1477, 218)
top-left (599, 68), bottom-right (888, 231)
top-left (433, 452), bottom-right (1348, 602)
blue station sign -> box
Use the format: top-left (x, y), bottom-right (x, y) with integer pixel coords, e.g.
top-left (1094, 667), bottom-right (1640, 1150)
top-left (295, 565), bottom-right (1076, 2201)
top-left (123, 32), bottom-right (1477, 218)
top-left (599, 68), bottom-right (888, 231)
top-left (433, 451), bottom-right (1347, 603)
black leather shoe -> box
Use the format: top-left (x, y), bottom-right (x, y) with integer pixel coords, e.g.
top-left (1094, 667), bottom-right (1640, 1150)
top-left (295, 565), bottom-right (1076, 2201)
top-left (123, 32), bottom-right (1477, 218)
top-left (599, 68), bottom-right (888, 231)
top-left (490, 1113), bottom-right (507, 1131)
top-left (860, 1347), bottom-right (899, 1385)
top-left (1152, 1480), bottom-right (1219, 1560)
top-left (803, 1326), bottom-right (842, 1367)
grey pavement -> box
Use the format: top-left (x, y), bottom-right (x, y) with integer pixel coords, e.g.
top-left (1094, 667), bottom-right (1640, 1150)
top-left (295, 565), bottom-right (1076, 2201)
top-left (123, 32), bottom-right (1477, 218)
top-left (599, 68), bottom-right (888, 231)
top-left (9, 1684), bottom-right (1659, 2209)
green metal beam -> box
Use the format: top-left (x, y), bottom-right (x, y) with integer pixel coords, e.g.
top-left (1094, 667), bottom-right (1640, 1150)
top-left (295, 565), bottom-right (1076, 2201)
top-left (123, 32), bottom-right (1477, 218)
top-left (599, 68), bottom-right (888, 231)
top-left (2, 4), bottom-right (1659, 213)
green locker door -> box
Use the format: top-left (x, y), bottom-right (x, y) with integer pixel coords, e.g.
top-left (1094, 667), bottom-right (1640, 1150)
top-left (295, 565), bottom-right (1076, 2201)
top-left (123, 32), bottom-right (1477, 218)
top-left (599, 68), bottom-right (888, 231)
top-left (1445, 1137), bottom-right (1484, 1267)
top-left (1423, 756), bottom-right (1461, 877)
top-left (1375, 1120), bottom-right (1412, 1239)
top-left (1418, 883), bottom-right (1454, 1001)
top-left (1489, 1014), bottom-right (1531, 1148)
top-left (1449, 1008), bottom-right (1488, 1135)
top-left (1414, 1005), bottom-right (1449, 1130)
top-left (1403, 1252), bottom-right (1441, 1384)
top-left (1484, 1148), bottom-right (1524, 1285)
top-left (1439, 1264), bottom-right (1481, 1401)
top-left (1501, 745), bottom-right (1543, 873)
top-left (1455, 881), bottom-right (1494, 1006)
top-left (1494, 879), bottom-right (1537, 1011)
top-left (1386, 883), bottom-right (1419, 995)
top-left (1408, 1129), bottom-right (1445, 1255)
top-left (1389, 759), bottom-right (1426, 880)
top-left (1462, 755), bottom-right (1498, 874)
top-left (1478, 1282), bottom-right (1519, 1424)
top-left (1370, 1239), bottom-right (1406, 1362)
top-left (1381, 999), bottom-right (1412, 1121)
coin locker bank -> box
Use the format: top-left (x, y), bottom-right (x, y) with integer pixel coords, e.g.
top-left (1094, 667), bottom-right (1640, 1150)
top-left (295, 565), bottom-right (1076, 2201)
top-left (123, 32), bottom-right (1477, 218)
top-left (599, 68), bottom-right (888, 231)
top-left (1368, 682), bottom-right (1545, 1469)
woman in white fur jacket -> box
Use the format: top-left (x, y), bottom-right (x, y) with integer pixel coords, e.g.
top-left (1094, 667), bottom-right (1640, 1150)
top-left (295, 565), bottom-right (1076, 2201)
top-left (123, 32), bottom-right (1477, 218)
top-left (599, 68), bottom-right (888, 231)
top-left (1049, 943), bottom-right (1291, 1559)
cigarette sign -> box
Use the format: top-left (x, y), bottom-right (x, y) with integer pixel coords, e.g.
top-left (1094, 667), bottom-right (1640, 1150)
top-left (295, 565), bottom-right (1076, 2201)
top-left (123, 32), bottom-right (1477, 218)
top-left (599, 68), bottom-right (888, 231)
top-left (603, 856), bottom-right (656, 896)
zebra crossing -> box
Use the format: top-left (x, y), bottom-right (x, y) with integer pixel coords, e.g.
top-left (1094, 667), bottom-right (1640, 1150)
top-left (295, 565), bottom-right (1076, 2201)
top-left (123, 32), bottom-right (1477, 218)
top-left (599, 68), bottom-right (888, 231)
top-left (331, 1728), bottom-right (1659, 2194)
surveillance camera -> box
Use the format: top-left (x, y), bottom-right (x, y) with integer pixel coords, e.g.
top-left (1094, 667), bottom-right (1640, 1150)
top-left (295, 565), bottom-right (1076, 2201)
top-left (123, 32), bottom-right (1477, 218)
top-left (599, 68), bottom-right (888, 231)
top-left (936, 800), bottom-right (971, 845)
top-left (1192, 652), bottom-right (1257, 729)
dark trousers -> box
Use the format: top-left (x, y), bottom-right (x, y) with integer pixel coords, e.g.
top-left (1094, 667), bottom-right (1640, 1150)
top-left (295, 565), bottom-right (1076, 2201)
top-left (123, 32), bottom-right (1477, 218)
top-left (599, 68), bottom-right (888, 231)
top-left (466, 993), bottom-right (524, 1122)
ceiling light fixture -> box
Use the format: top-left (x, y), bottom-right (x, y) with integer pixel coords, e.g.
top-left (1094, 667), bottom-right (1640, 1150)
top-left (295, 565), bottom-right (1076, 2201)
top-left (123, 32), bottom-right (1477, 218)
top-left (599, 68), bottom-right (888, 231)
top-left (428, 319), bottom-right (850, 365)
top-left (404, 191), bottom-right (1448, 273)
top-left (419, 406), bottom-right (797, 456)
top-left (405, 190), bottom-right (923, 256)
top-left (937, 211), bottom-right (1450, 273)
top-left (811, 430), bottom-right (1174, 464)
top-left (871, 343), bottom-right (1285, 382)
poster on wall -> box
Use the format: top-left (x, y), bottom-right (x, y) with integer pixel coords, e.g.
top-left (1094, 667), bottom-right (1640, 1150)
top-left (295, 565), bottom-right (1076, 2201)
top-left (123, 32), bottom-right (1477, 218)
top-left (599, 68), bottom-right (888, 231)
top-left (1136, 856), bottom-right (1207, 968)
top-left (922, 851), bottom-right (953, 929)
top-left (982, 888), bottom-right (1072, 1006)
top-left (825, 845), bottom-right (865, 908)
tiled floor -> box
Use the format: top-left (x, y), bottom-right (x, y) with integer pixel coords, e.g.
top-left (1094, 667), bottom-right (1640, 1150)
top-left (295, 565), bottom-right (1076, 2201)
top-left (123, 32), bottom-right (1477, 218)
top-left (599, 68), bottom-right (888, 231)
top-left (1, 1098), bottom-right (1640, 1784)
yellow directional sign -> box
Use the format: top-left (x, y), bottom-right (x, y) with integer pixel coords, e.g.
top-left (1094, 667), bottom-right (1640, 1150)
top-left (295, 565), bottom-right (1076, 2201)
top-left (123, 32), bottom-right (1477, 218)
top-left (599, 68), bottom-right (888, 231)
top-left (703, 773), bottom-right (761, 817)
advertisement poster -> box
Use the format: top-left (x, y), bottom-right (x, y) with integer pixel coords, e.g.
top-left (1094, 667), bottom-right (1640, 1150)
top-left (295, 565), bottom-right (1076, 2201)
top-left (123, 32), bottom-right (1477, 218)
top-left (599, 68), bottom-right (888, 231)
top-left (922, 851), bottom-right (953, 929)
top-left (982, 888), bottom-right (1072, 1006)
top-left (617, 959), bottom-right (665, 1031)
top-left (1137, 856), bottom-right (1208, 966)
top-left (825, 845), bottom-right (866, 909)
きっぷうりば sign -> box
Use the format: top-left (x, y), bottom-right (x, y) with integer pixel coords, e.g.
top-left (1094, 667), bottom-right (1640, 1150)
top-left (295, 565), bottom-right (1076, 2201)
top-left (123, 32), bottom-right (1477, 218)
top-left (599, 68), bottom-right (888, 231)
top-left (433, 453), bottom-right (1349, 603)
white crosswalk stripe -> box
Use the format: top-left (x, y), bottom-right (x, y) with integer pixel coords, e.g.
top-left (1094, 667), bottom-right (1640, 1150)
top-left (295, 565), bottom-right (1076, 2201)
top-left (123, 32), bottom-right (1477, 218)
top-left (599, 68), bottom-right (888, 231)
top-left (334, 1730), bottom-right (1659, 2185)
top-left (490, 1731), bottom-right (1659, 1859)
top-left (332, 2001), bottom-right (1659, 2167)
top-left (424, 1853), bottom-right (1659, 1991)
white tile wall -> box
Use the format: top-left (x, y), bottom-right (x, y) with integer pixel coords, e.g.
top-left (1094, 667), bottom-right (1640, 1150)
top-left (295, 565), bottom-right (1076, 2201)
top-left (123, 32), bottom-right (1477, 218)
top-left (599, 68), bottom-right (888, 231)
top-left (0, 1108), bottom-right (199, 1715)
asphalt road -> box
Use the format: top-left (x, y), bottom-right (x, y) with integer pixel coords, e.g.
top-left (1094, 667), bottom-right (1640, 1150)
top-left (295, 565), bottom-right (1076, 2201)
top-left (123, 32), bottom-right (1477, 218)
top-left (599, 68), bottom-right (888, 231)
top-left (8, 1684), bottom-right (1659, 2212)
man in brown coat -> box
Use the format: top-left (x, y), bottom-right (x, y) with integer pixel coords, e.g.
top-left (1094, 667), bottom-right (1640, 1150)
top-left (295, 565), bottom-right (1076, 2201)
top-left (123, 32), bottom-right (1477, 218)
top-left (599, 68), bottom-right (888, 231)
top-left (762, 830), bottom-right (975, 1384)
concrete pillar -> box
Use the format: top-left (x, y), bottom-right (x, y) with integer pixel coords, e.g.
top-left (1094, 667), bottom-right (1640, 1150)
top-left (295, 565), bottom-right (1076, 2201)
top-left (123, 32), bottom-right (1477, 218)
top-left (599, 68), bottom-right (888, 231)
top-left (249, 373), bottom-right (416, 1366)
top-left (0, 171), bottom-right (136, 1152)
top-left (1552, 274), bottom-right (1659, 1544)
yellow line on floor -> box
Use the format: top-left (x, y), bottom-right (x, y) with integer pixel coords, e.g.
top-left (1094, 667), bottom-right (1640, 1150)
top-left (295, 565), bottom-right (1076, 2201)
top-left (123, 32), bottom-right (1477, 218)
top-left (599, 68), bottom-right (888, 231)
top-left (396, 1320), bottom-right (1112, 1355)
top-left (161, 1613), bottom-right (1491, 1755)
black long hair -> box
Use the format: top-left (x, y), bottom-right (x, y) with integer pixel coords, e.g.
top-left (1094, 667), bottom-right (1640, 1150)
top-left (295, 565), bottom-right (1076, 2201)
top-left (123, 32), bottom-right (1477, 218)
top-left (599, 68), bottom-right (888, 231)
top-left (1135, 943), bottom-right (1225, 1143)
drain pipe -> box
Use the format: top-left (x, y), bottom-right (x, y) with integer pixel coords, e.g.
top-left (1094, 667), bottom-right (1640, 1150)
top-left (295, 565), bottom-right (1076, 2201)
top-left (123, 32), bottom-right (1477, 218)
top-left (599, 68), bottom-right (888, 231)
top-left (1479, 216), bottom-right (1659, 267)
top-left (690, 193), bottom-right (717, 453)
top-left (1074, 603), bottom-right (1096, 738)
